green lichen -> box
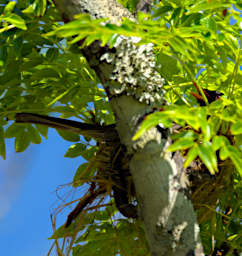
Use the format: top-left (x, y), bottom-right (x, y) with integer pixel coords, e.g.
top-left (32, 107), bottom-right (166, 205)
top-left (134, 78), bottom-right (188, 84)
top-left (101, 36), bottom-right (165, 103)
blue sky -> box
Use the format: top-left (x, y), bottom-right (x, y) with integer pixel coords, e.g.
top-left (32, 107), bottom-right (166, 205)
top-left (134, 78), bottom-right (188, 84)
top-left (0, 129), bottom-right (84, 256)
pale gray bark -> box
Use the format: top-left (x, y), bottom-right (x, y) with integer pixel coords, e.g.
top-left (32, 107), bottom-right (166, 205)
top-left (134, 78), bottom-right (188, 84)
top-left (54, 0), bottom-right (204, 255)
top-left (136, 0), bottom-right (154, 13)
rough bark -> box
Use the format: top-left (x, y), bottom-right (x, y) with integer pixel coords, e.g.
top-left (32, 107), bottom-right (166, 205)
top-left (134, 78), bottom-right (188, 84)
top-left (54, 0), bottom-right (204, 255)
top-left (135, 0), bottom-right (154, 13)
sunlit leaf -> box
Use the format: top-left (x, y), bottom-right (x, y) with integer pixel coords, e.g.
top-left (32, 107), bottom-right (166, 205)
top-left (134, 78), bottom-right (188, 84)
top-left (219, 145), bottom-right (230, 160)
top-left (3, 1), bottom-right (16, 15)
top-left (65, 143), bottom-right (86, 158)
top-left (171, 130), bottom-right (198, 140)
top-left (226, 145), bottom-right (242, 176)
top-left (187, 2), bottom-right (230, 14)
top-left (152, 5), bottom-right (173, 18)
top-left (207, 16), bottom-right (217, 32)
top-left (231, 121), bottom-right (242, 135)
top-left (212, 135), bottom-right (226, 151)
top-left (157, 53), bottom-right (180, 80)
top-left (168, 137), bottom-right (195, 152)
top-left (198, 142), bottom-right (218, 174)
top-left (2, 14), bottom-right (27, 30)
top-left (22, 5), bottom-right (35, 14)
top-left (35, 0), bottom-right (47, 16)
top-left (184, 144), bottom-right (199, 168)
top-left (133, 111), bottom-right (173, 140)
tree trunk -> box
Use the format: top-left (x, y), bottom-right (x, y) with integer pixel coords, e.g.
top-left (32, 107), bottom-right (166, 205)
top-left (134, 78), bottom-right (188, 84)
top-left (54, 0), bottom-right (204, 255)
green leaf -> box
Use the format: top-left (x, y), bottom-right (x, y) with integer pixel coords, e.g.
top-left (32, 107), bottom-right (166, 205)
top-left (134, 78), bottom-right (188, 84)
top-left (221, 106), bottom-right (237, 122)
top-left (171, 130), bottom-right (197, 140)
top-left (207, 16), bottom-right (217, 32)
top-left (231, 121), bottom-right (242, 135)
top-left (21, 57), bottom-right (43, 70)
top-left (133, 112), bottom-right (171, 140)
top-left (219, 145), bottom-right (230, 160)
top-left (201, 122), bottom-right (212, 141)
top-left (47, 20), bottom-right (85, 37)
top-left (72, 245), bottom-right (83, 256)
top-left (197, 108), bottom-right (208, 135)
top-left (35, 0), bottom-right (47, 16)
top-left (97, 205), bottom-right (117, 220)
top-left (227, 234), bottom-right (239, 241)
top-left (157, 53), bottom-right (180, 80)
top-left (109, 33), bottom-right (119, 48)
top-left (198, 142), bottom-right (218, 174)
top-left (184, 144), bottom-right (199, 168)
top-left (91, 209), bottom-right (114, 221)
top-left (31, 68), bottom-right (60, 80)
top-left (0, 127), bottom-right (6, 159)
top-left (74, 223), bottom-right (119, 256)
top-left (79, 146), bottom-right (96, 161)
top-left (15, 131), bottom-right (31, 152)
top-left (153, 5), bottom-right (173, 18)
top-left (218, 32), bottom-right (225, 41)
top-left (0, 45), bottom-right (8, 66)
top-left (5, 123), bottom-right (21, 138)
top-left (226, 145), bottom-right (242, 176)
top-left (50, 211), bottom-right (97, 240)
top-left (22, 5), bottom-right (35, 14)
top-left (57, 130), bottom-right (80, 142)
top-left (187, 2), bottom-right (230, 14)
top-left (4, 1), bottom-right (16, 15)
top-left (35, 124), bottom-right (48, 139)
top-left (2, 14), bottom-right (27, 30)
top-left (46, 47), bottom-right (59, 61)
top-left (212, 135), bottom-right (225, 151)
top-left (72, 162), bottom-right (89, 187)
top-left (209, 98), bottom-right (224, 110)
top-left (49, 224), bottom-right (74, 239)
top-left (64, 143), bottom-right (86, 158)
top-left (168, 137), bottom-right (195, 152)
top-left (171, 7), bottom-right (182, 24)
top-left (28, 125), bottom-right (42, 144)
top-left (208, 116), bottom-right (221, 136)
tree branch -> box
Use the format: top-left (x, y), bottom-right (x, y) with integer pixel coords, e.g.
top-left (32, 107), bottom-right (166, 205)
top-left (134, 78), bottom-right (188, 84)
top-left (15, 112), bottom-right (117, 141)
top-left (53, 0), bottom-right (204, 254)
top-left (136, 0), bottom-right (154, 13)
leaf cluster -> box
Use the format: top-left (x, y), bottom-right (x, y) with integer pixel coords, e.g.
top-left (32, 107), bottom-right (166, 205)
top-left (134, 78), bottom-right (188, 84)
top-left (41, 1), bottom-right (241, 175)
top-left (0, 0), bottom-right (114, 156)
top-left (0, 0), bottom-right (241, 255)
top-left (50, 208), bottom-right (149, 256)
